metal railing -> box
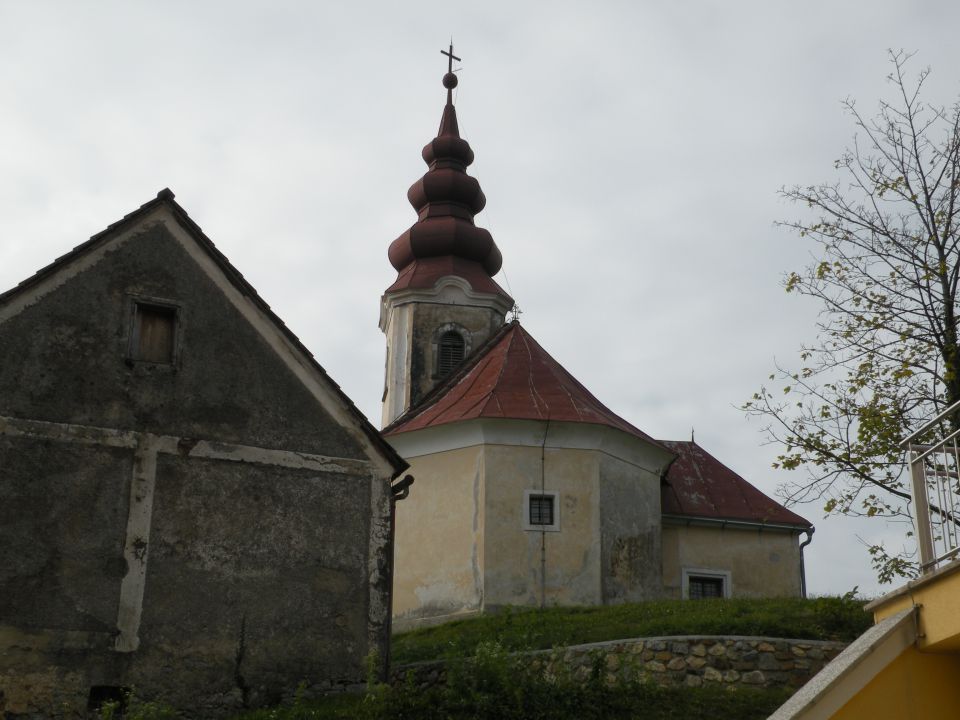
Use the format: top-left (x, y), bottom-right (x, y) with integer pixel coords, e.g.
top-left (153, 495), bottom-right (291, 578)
top-left (900, 399), bottom-right (960, 573)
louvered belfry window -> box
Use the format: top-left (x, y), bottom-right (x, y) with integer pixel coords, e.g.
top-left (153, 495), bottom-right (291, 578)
top-left (437, 330), bottom-right (465, 377)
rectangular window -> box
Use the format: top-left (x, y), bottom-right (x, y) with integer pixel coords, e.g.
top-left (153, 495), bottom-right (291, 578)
top-left (681, 567), bottom-right (731, 600)
top-left (528, 494), bottom-right (554, 526)
top-left (131, 302), bottom-right (177, 364)
top-left (688, 576), bottom-right (724, 600)
top-left (523, 490), bottom-right (560, 532)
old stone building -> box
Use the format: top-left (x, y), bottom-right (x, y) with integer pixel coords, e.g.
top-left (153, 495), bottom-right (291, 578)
top-left (0, 191), bottom-right (408, 717)
top-left (383, 59), bottom-right (813, 628)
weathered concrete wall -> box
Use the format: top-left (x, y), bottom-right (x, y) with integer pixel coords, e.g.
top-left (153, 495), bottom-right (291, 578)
top-left (0, 437), bottom-right (130, 634)
top-left (0, 213), bottom-right (394, 717)
top-left (598, 454), bottom-right (662, 603)
top-left (483, 444), bottom-right (603, 609)
top-left (391, 635), bottom-right (847, 693)
top-left (129, 456), bottom-right (373, 709)
top-left (661, 523), bottom-right (803, 598)
top-left (391, 445), bottom-right (485, 625)
top-left (0, 221), bottom-right (367, 459)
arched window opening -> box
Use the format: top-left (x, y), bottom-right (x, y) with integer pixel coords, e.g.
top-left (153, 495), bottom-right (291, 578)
top-left (437, 331), bottom-right (466, 377)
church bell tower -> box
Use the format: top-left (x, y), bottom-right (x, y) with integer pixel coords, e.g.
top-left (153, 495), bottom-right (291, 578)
top-left (380, 46), bottom-right (513, 427)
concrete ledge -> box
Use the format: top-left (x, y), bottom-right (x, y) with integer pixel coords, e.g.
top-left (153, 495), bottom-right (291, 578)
top-left (865, 558), bottom-right (960, 613)
top-left (768, 607), bottom-right (916, 720)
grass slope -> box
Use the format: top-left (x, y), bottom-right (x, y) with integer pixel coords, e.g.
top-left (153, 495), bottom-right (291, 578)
top-left (235, 597), bottom-right (868, 720)
top-left (239, 684), bottom-right (792, 720)
top-left (393, 596), bottom-right (870, 664)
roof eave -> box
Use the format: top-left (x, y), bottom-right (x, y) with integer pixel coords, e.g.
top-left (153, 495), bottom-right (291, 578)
top-left (661, 513), bottom-right (813, 532)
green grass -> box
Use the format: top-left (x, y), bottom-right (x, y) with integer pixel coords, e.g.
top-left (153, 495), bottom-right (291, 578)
top-left (236, 685), bottom-right (791, 720)
top-left (236, 658), bottom-right (792, 720)
top-left (234, 597), bottom-right (867, 719)
top-left (392, 596), bottom-right (870, 664)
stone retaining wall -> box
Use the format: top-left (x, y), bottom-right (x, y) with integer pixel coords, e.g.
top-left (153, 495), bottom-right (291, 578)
top-left (392, 636), bottom-right (846, 692)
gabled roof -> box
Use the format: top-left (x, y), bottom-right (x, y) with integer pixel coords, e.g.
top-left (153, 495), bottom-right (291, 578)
top-left (0, 188), bottom-right (407, 477)
top-left (659, 440), bottom-right (810, 528)
top-left (384, 320), bottom-right (663, 448)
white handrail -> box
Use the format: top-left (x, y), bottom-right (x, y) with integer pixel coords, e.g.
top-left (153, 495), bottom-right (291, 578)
top-left (899, 397), bottom-right (960, 449)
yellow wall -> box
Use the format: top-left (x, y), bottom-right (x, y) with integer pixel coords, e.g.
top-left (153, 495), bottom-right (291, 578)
top-left (482, 445), bottom-right (603, 608)
top-left (392, 445), bottom-right (484, 622)
top-left (871, 561), bottom-right (960, 652)
top-left (833, 646), bottom-right (960, 719)
top-left (661, 523), bottom-right (802, 598)
top-left (393, 433), bottom-right (665, 624)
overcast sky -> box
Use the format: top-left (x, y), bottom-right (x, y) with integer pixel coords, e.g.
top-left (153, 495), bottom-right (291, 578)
top-left (4, 1), bottom-right (960, 597)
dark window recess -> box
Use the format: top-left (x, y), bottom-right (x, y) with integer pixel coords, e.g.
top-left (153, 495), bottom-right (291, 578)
top-left (133, 303), bottom-right (176, 363)
top-left (528, 494), bottom-right (555, 526)
top-left (688, 576), bottom-right (724, 600)
top-left (437, 331), bottom-right (465, 377)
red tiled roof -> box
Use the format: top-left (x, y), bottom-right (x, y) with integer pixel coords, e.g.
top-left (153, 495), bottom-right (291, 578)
top-left (659, 440), bottom-right (811, 528)
top-left (384, 321), bottom-right (662, 448)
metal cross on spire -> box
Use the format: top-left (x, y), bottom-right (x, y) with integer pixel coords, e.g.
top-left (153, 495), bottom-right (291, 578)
top-left (440, 41), bottom-right (461, 105)
top-left (441, 41), bottom-right (461, 74)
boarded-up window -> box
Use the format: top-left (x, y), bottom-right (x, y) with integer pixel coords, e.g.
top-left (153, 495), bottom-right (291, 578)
top-left (132, 303), bottom-right (176, 363)
top-left (437, 330), bottom-right (465, 377)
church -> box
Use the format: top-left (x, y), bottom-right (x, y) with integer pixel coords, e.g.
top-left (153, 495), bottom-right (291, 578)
top-left (0, 45), bottom-right (814, 717)
top-left (381, 52), bottom-right (814, 628)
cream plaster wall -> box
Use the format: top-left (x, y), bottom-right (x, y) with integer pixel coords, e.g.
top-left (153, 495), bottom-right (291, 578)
top-left (598, 454), bottom-right (663, 602)
top-left (661, 523), bottom-right (802, 599)
top-left (391, 445), bottom-right (485, 622)
top-left (390, 419), bottom-right (674, 625)
top-left (482, 445), bottom-right (603, 608)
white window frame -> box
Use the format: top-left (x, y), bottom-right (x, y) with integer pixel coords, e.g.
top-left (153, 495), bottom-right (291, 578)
top-left (681, 567), bottom-right (732, 599)
top-left (523, 490), bottom-right (560, 532)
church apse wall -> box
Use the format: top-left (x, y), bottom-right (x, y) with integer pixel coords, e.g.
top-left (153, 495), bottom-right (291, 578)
top-left (599, 454), bottom-right (663, 603)
top-left (391, 443), bottom-right (485, 626)
top-left (389, 419), bottom-right (670, 626)
top-left (482, 444), bottom-right (603, 609)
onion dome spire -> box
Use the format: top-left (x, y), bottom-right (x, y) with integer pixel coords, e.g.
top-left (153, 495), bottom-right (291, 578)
top-left (387, 44), bottom-right (504, 287)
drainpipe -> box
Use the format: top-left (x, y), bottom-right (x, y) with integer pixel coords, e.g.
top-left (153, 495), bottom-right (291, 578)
top-left (798, 527), bottom-right (814, 598)
top-left (384, 474), bottom-right (414, 680)
top-left (539, 420), bottom-right (550, 608)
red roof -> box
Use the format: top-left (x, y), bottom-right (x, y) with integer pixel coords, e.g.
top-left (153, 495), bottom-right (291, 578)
top-left (385, 256), bottom-right (512, 300)
top-left (384, 321), bottom-right (661, 448)
top-left (384, 68), bottom-right (509, 304)
top-left (660, 440), bottom-right (810, 528)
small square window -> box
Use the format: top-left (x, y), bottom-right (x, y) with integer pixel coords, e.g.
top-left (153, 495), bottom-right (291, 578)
top-left (523, 490), bottom-right (560, 532)
top-left (529, 494), bottom-right (554, 526)
top-left (131, 302), bottom-right (177, 364)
